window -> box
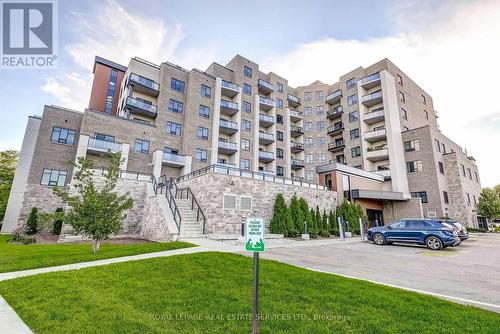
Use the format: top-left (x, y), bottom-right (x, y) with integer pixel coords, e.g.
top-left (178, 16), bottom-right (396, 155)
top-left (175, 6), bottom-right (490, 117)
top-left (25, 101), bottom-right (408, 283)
top-left (243, 83), bottom-right (252, 95)
top-left (276, 148), bottom-right (284, 158)
top-left (242, 120), bottom-right (251, 132)
top-left (170, 78), bottom-right (185, 93)
top-left (305, 121), bottom-right (313, 132)
top-left (168, 99), bottom-right (184, 114)
top-left (347, 94), bottom-right (357, 106)
top-left (474, 171), bottom-right (479, 183)
top-left (166, 122), bottom-right (182, 136)
top-left (404, 140), bottom-right (420, 151)
top-left (315, 91), bottom-right (324, 102)
top-left (276, 82), bottom-right (283, 93)
top-left (304, 107), bottom-right (312, 116)
top-left (305, 138), bottom-right (313, 147)
top-left (223, 194), bottom-right (237, 209)
top-left (276, 166), bottom-right (284, 176)
top-left (305, 154), bottom-right (313, 164)
top-left (351, 146), bottom-right (361, 158)
top-left (277, 114), bottom-right (283, 124)
top-left (50, 127), bottom-right (75, 145)
top-left (350, 128), bottom-right (360, 140)
top-left (443, 191), bottom-right (449, 204)
top-left (421, 94), bottom-right (427, 104)
top-left (95, 133), bottom-right (115, 142)
top-left (133, 118), bottom-right (150, 125)
top-left (244, 66), bottom-right (252, 78)
top-left (397, 74), bottom-right (403, 85)
top-left (401, 108), bottom-right (408, 120)
top-left (41, 169), bottom-right (67, 187)
top-left (197, 127), bottom-right (208, 140)
top-left (317, 137), bottom-right (325, 146)
top-left (200, 84), bottom-right (211, 98)
top-left (407, 160), bottom-right (423, 173)
top-left (424, 110), bottom-right (429, 120)
top-left (461, 164), bottom-right (466, 177)
top-left (403, 126), bottom-right (409, 131)
top-left (317, 121), bottom-right (325, 130)
top-left (241, 139), bottom-right (250, 150)
top-left (438, 161), bottom-right (444, 174)
top-left (346, 77), bottom-right (356, 90)
top-left (467, 168), bottom-right (472, 180)
top-left (316, 106), bottom-right (324, 115)
top-left (473, 195), bottom-right (477, 205)
top-left (134, 139), bottom-right (150, 154)
top-left (318, 153), bottom-right (326, 163)
top-left (241, 158), bottom-right (250, 170)
top-left (276, 131), bottom-right (283, 141)
top-left (466, 193), bottom-right (471, 206)
top-left (399, 91), bottom-right (405, 102)
top-left (304, 91), bottom-right (311, 101)
top-left (411, 191), bottom-right (428, 203)
top-left (199, 105), bottom-right (210, 118)
top-left (349, 110), bottom-right (359, 122)
top-left (435, 139), bottom-right (441, 152)
top-left (240, 196), bottom-right (252, 211)
top-left (306, 170), bottom-right (314, 181)
top-left (276, 98), bottom-right (283, 109)
top-left (196, 148), bottom-right (207, 162)
top-left (336, 154), bottom-right (346, 164)
top-left (104, 70), bottom-right (118, 114)
top-left (243, 101), bottom-right (251, 113)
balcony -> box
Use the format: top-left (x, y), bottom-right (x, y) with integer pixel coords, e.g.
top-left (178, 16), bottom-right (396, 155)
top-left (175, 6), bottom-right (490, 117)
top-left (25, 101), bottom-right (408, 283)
top-left (219, 119), bottom-right (239, 135)
top-left (363, 108), bottom-right (385, 124)
top-left (258, 150), bottom-right (275, 162)
top-left (365, 129), bottom-right (387, 143)
top-left (361, 90), bottom-right (383, 107)
top-left (360, 72), bottom-right (381, 89)
top-left (326, 106), bottom-right (343, 120)
top-left (259, 132), bottom-right (274, 145)
top-left (327, 123), bottom-right (344, 136)
top-left (218, 141), bottom-right (238, 155)
top-left (259, 113), bottom-right (274, 128)
top-left (289, 109), bottom-right (302, 122)
top-left (291, 158), bottom-right (305, 169)
top-left (326, 90), bottom-right (342, 104)
top-left (162, 152), bottom-right (186, 167)
top-left (366, 147), bottom-right (389, 161)
top-left (128, 73), bottom-right (159, 96)
top-left (328, 141), bottom-right (345, 152)
top-left (290, 125), bottom-right (303, 137)
top-left (220, 99), bottom-right (239, 116)
top-left (287, 94), bottom-right (301, 107)
top-left (259, 96), bottom-right (275, 111)
top-left (374, 169), bottom-right (391, 180)
top-left (258, 78), bottom-right (274, 95)
top-left (291, 142), bottom-right (304, 153)
top-left (87, 138), bottom-right (122, 155)
top-left (125, 96), bottom-right (157, 118)
top-left (221, 80), bottom-right (240, 97)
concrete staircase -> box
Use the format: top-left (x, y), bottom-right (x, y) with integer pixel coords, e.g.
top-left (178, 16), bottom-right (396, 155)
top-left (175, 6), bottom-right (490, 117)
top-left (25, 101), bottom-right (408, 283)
top-left (176, 198), bottom-right (204, 238)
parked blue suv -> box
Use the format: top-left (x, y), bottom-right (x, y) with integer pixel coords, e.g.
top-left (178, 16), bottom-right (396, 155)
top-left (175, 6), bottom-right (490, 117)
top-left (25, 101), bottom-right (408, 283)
top-left (367, 219), bottom-right (460, 250)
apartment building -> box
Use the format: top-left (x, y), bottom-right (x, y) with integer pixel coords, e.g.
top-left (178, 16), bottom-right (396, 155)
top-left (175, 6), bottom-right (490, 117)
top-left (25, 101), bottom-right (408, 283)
top-left (1, 54), bottom-right (482, 232)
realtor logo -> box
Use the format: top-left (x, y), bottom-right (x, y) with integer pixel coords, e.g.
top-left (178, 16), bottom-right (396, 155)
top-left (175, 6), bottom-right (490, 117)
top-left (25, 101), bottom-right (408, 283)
top-left (1, 0), bottom-right (58, 68)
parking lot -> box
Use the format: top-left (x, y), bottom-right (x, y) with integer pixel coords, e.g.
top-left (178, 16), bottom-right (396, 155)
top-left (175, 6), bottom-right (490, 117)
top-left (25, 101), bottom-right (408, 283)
top-left (262, 233), bottom-right (500, 312)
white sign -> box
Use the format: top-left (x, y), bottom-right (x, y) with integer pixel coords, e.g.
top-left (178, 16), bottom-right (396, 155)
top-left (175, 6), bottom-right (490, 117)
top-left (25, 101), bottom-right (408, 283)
top-left (245, 218), bottom-right (264, 252)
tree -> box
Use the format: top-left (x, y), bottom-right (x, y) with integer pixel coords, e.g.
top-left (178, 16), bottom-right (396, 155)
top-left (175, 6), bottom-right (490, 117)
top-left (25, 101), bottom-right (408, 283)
top-left (0, 150), bottom-right (19, 221)
top-left (315, 205), bottom-right (322, 230)
top-left (476, 187), bottom-right (500, 229)
top-left (270, 193), bottom-right (296, 236)
top-left (328, 210), bottom-right (337, 235)
top-left (53, 152), bottom-right (133, 253)
top-left (336, 199), bottom-right (364, 234)
top-left (52, 207), bottom-right (64, 235)
top-left (25, 207), bottom-right (38, 235)
top-left (289, 195), bottom-right (304, 233)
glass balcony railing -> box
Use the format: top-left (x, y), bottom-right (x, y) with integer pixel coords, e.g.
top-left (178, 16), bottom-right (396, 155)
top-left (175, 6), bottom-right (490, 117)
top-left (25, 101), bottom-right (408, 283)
top-left (287, 94), bottom-right (301, 105)
top-left (221, 80), bottom-right (240, 91)
top-left (259, 113), bottom-right (274, 123)
top-left (258, 79), bottom-right (274, 92)
top-left (88, 138), bottom-right (121, 152)
top-left (360, 72), bottom-right (381, 85)
top-left (221, 99), bottom-right (239, 110)
top-left (258, 151), bottom-right (274, 159)
top-left (291, 159), bottom-right (305, 167)
top-left (219, 119), bottom-right (238, 130)
top-left (290, 125), bottom-right (303, 133)
top-left (289, 109), bottom-right (303, 119)
top-left (259, 96), bottom-right (275, 106)
top-left (328, 141), bottom-right (345, 150)
top-left (327, 106), bottom-right (343, 118)
top-left (162, 152), bottom-right (186, 164)
top-left (218, 141), bottom-right (238, 151)
top-left (125, 96), bottom-right (157, 115)
top-left (326, 90), bottom-right (342, 102)
top-left (129, 73), bottom-right (159, 91)
top-left (291, 142), bottom-right (304, 150)
top-left (259, 132), bottom-right (274, 141)
top-left (327, 123), bottom-right (344, 133)
top-left (361, 90), bottom-right (383, 102)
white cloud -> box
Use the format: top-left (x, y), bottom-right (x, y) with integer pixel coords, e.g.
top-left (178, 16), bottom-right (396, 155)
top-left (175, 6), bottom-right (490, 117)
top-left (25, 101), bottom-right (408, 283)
top-left (261, 0), bottom-right (500, 187)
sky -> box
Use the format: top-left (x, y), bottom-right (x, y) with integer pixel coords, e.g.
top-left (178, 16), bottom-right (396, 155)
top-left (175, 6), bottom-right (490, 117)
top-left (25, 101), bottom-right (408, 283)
top-left (0, 0), bottom-right (499, 187)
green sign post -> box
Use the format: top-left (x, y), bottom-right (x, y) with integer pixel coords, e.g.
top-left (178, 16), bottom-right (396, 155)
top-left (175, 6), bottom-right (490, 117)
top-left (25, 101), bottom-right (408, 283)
top-left (245, 218), bottom-right (264, 334)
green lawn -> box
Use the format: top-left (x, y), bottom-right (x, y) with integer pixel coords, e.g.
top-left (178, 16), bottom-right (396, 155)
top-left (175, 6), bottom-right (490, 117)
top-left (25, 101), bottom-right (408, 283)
top-left (0, 234), bottom-right (195, 273)
top-left (0, 252), bottom-right (498, 334)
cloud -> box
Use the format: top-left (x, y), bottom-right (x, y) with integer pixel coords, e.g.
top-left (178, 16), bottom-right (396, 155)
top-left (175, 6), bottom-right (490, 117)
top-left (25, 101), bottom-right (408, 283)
top-left (261, 0), bottom-right (500, 187)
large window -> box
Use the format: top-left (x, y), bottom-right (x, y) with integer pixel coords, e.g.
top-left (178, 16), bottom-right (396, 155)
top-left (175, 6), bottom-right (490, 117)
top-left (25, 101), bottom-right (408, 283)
top-left (315, 91), bottom-right (324, 102)
top-left (276, 98), bottom-right (283, 109)
top-left (351, 146), bottom-right (361, 158)
top-left (166, 122), bottom-right (182, 136)
top-left (200, 84), bottom-right (211, 98)
top-left (277, 114), bottom-right (283, 124)
top-left (104, 69), bottom-right (118, 114)
top-left (317, 137), bottom-right (325, 146)
top-left (404, 140), bottom-right (420, 152)
top-left (349, 110), bottom-right (359, 122)
top-left (304, 91), bottom-right (311, 101)
top-left (168, 99), bottom-right (184, 114)
top-left (242, 120), bottom-right (251, 132)
top-left (318, 153), bottom-right (326, 163)
top-left (170, 78), bottom-right (185, 93)
top-left (350, 128), bottom-right (360, 140)
top-left (134, 139), bottom-right (150, 154)
top-left (241, 158), bottom-right (250, 170)
top-left (443, 191), bottom-right (449, 204)
top-left (411, 191), bottom-right (428, 203)
top-left (276, 166), bottom-right (284, 176)
top-left (41, 169), bottom-right (67, 187)
top-left (95, 133), bottom-right (115, 142)
top-left (407, 160), bottom-right (423, 173)
top-left (305, 121), bottom-right (312, 132)
top-left (305, 138), bottom-right (313, 147)
top-left (243, 101), bottom-right (251, 113)
top-left (317, 121), bottom-right (325, 130)
top-left (197, 126), bottom-right (208, 140)
top-left (241, 139), bottom-right (250, 150)
top-left (276, 148), bottom-right (284, 158)
top-left (304, 107), bottom-right (312, 116)
top-left (438, 162), bottom-right (444, 174)
top-left (401, 108), bottom-right (408, 120)
top-left (346, 77), bottom-right (356, 90)
top-left (244, 66), bottom-right (252, 78)
top-left (306, 170), bottom-right (314, 181)
top-left (196, 148), bottom-right (207, 162)
top-left (316, 106), bottom-right (324, 115)
top-left (347, 94), bottom-right (357, 106)
top-left (50, 126), bottom-right (76, 145)
top-left (305, 154), bottom-right (313, 164)
top-left (243, 83), bottom-right (252, 95)
top-left (276, 82), bottom-right (283, 93)
top-left (276, 131), bottom-right (283, 141)
top-left (199, 105), bottom-right (210, 118)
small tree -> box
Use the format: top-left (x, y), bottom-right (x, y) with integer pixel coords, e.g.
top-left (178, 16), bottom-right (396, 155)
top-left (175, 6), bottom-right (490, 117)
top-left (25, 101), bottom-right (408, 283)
top-left (315, 205), bottom-right (322, 230)
top-left (476, 188), bottom-right (500, 229)
top-left (53, 152), bottom-right (133, 253)
top-left (52, 207), bottom-right (64, 235)
top-left (270, 194), bottom-right (292, 235)
top-left (328, 210), bottom-right (337, 235)
top-left (336, 199), bottom-right (364, 234)
top-left (25, 207), bottom-right (38, 235)
top-left (289, 194), bottom-right (304, 233)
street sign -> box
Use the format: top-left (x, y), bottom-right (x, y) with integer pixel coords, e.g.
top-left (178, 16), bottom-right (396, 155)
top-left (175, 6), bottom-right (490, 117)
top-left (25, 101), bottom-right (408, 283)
top-left (245, 218), bottom-right (265, 252)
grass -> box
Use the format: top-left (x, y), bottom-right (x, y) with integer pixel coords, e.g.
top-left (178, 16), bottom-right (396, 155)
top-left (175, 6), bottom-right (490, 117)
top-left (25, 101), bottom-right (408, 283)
top-left (0, 234), bottom-right (195, 273)
top-left (0, 252), bottom-right (498, 333)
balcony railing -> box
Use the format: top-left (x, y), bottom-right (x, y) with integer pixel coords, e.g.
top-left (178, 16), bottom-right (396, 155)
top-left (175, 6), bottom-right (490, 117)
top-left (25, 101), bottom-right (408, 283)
top-left (219, 118), bottom-right (238, 131)
top-left (289, 109), bottom-right (302, 120)
top-left (326, 106), bottom-right (343, 119)
top-left (287, 94), bottom-right (301, 107)
top-left (328, 141), bottom-right (345, 152)
top-left (290, 125), bottom-right (304, 136)
top-left (361, 90), bottom-right (383, 106)
top-left (129, 73), bottom-right (159, 95)
top-left (221, 80), bottom-right (239, 91)
top-left (259, 132), bottom-right (274, 144)
top-left (259, 113), bottom-right (274, 126)
top-left (258, 151), bottom-right (274, 160)
top-left (258, 78), bottom-right (274, 94)
top-left (327, 123), bottom-right (344, 135)
top-left (364, 108), bottom-right (385, 124)
top-left (221, 99), bottom-right (238, 110)
top-left (365, 128), bottom-right (387, 142)
top-left (360, 72), bottom-right (381, 89)
top-left (125, 96), bottom-right (157, 117)
top-left (291, 142), bottom-right (304, 151)
top-left (88, 138), bottom-right (121, 153)
top-left (326, 90), bottom-right (342, 104)
top-left (162, 152), bottom-right (186, 165)
top-left (291, 159), bottom-right (305, 167)
top-left (374, 169), bottom-right (391, 180)
top-left (218, 141), bottom-right (238, 152)
top-left (221, 80), bottom-right (240, 97)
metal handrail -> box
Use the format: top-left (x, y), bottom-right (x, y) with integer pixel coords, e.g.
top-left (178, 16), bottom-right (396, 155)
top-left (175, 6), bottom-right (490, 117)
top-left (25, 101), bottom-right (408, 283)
top-left (170, 178), bottom-right (207, 234)
top-left (152, 175), bottom-right (181, 233)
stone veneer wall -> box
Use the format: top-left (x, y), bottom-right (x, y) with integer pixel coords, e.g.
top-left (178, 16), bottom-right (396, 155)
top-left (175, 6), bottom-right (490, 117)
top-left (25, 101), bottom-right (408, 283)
top-left (383, 198), bottom-right (423, 224)
top-left (177, 172), bottom-right (338, 235)
top-left (141, 186), bottom-right (175, 242)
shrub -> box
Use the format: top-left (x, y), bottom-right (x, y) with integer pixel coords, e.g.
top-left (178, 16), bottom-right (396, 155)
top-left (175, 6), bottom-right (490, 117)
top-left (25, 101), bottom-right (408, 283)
top-left (270, 194), bottom-right (295, 236)
top-left (320, 230), bottom-right (330, 238)
top-left (336, 200), bottom-right (364, 234)
top-left (25, 207), bottom-right (38, 236)
top-left (467, 228), bottom-right (488, 233)
top-left (52, 207), bottom-right (64, 235)
top-left (10, 230), bottom-right (36, 244)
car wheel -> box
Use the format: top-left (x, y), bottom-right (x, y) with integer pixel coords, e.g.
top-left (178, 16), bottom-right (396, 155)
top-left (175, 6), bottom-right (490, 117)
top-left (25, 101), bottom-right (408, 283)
top-left (372, 233), bottom-right (386, 245)
top-left (426, 236), bottom-right (443, 250)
